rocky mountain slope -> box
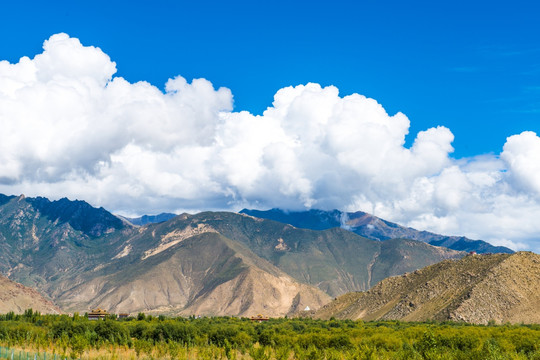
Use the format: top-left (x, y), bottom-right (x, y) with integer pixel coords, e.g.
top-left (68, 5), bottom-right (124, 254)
top-left (0, 275), bottom-right (61, 314)
top-left (313, 252), bottom-right (540, 324)
top-left (0, 194), bottom-right (133, 289)
top-left (1, 195), bottom-right (328, 316)
top-left (52, 211), bottom-right (462, 314)
top-left (241, 208), bottom-right (513, 254)
top-left (0, 194), bottom-right (463, 317)
top-left (57, 229), bottom-right (330, 317)
top-left (154, 212), bottom-right (464, 297)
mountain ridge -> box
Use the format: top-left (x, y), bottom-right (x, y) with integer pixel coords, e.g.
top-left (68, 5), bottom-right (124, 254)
top-left (240, 208), bottom-right (513, 254)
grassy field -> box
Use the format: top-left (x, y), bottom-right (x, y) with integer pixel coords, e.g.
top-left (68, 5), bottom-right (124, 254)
top-left (0, 310), bottom-right (539, 359)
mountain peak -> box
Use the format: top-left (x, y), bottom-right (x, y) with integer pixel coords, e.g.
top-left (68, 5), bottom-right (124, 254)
top-left (0, 193), bottom-right (129, 237)
top-left (0, 194), bottom-right (15, 207)
top-left (31, 196), bottom-right (128, 237)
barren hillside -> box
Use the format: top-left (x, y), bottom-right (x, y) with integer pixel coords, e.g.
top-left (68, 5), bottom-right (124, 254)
top-left (314, 252), bottom-right (540, 324)
top-left (0, 275), bottom-right (61, 314)
top-left (56, 232), bottom-right (330, 317)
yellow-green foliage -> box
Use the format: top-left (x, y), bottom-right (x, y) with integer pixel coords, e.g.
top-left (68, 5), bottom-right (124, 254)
top-left (0, 311), bottom-right (539, 359)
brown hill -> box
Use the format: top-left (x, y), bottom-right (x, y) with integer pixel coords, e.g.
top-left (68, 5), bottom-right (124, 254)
top-left (0, 275), bottom-right (61, 314)
top-left (313, 252), bottom-right (540, 324)
top-left (55, 232), bottom-right (330, 317)
top-left (151, 212), bottom-right (464, 297)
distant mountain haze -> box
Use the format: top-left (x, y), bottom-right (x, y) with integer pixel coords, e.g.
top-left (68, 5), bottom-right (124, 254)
top-left (120, 213), bottom-right (177, 226)
top-left (240, 208), bottom-right (513, 254)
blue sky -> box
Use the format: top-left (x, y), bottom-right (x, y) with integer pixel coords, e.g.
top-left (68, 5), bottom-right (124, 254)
top-left (2, 0), bottom-right (539, 158)
top-left (1, 0), bottom-right (540, 251)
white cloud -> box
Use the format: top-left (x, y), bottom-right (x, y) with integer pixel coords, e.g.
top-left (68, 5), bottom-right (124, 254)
top-left (501, 131), bottom-right (540, 196)
top-left (1, 33), bottom-right (540, 252)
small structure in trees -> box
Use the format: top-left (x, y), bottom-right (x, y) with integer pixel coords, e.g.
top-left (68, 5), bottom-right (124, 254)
top-left (88, 308), bottom-right (109, 320)
top-left (250, 314), bottom-right (269, 322)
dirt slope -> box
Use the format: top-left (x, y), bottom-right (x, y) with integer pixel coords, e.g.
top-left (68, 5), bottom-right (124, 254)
top-left (0, 275), bottom-right (61, 314)
top-left (314, 252), bottom-right (540, 324)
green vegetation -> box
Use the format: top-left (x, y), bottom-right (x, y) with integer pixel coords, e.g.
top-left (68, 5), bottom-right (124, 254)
top-left (0, 310), bottom-right (539, 359)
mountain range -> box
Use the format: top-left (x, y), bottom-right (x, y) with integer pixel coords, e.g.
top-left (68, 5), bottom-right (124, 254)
top-left (240, 208), bottom-right (513, 254)
top-left (0, 194), bottom-right (464, 316)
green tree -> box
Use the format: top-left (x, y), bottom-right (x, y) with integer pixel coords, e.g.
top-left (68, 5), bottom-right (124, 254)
top-left (69, 334), bottom-right (88, 359)
top-left (248, 346), bottom-right (270, 360)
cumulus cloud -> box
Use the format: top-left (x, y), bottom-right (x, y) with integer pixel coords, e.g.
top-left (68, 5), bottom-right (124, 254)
top-left (1, 33), bottom-right (540, 252)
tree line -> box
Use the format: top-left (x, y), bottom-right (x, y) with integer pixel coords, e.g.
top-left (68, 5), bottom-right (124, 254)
top-left (0, 309), bottom-right (539, 359)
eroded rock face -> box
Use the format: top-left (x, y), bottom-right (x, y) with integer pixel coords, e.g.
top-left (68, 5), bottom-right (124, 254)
top-left (141, 223), bottom-right (218, 260)
top-left (314, 252), bottom-right (540, 325)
